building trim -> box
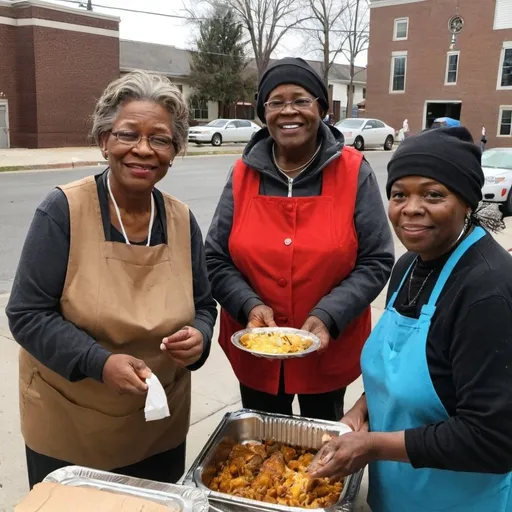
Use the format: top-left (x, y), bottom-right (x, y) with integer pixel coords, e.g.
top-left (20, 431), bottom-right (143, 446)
top-left (0, 16), bottom-right (16, 26)
top-left (393, 17), bottom-right (409, 41)
top-left (497, 105), bottom-right (512, 137)
top-left (497, 41), bottom-right (512, 90)
top-left (0, 99), bottom-right (10, 149)
top-left (390, 51), bottom-right (407, 94)
top-left (370, 0), bottom-right (425, 9)
top-left (422, 100), bottom-right (462, 129)
top-left (11, 0), bottom-right (120, 22)
top-left (444, 50), bottom-right (460, 86)
top-left (0, 16), bottom-right (119, 37)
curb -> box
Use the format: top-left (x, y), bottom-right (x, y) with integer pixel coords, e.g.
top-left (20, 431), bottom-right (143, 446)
top-left (0, 150), bottom-right (244, 172)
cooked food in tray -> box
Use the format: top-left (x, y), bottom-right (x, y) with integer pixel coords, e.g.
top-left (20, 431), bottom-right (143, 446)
top-left (240, 331), bottom-right (314, 355)
top-left (208, 440), bottom-right (343, 509)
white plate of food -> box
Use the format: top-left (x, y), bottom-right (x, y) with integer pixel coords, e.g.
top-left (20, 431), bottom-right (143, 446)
top-left (231, 327), bottom-right (321, 359)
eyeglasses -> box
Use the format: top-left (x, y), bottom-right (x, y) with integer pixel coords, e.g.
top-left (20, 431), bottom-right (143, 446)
top-left (110, 131), bottom-right (174, 151)
top-left (264, 97), bottom-right (319, 112)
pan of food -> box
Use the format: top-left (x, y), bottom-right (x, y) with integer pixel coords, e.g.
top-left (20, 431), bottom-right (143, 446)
top-left (231, 328), bottom-right (321, 359)
top-left (181, 409), bottom-right (363, 512)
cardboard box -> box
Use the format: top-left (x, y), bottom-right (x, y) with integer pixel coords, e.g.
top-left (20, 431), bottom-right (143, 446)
top-left (15, 482), bottom-right (177, 511)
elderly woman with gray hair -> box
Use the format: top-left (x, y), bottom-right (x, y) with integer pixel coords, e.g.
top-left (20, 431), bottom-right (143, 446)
top-left (6, 71), bottom-right (217, 487)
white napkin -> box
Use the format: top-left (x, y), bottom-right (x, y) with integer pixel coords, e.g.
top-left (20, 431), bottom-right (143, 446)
top-left (144, 374), bottom-right (170, 422)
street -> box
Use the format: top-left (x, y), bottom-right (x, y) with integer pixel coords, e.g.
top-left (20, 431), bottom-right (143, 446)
top-left (0, 151), bottom-right (392, 294)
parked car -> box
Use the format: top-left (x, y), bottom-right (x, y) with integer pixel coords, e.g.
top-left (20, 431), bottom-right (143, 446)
top-left (482, 147), bottom-right (512, 215)
top-left (335, 118), bottom-right (395, 151)
top-left (188, 119), bottom-right (261, 146)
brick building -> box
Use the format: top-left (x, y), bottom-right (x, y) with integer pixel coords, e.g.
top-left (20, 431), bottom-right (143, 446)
top-left (366, 0), bottom-right (512, 147)
top-left (0, 0), bottom-right (119, 148)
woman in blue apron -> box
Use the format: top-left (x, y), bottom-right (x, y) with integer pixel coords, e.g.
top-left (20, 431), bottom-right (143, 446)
top-left (309, 127), bottom-right (512, 511)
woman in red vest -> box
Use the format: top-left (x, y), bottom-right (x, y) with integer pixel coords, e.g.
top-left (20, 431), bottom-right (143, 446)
top-left (205, 58), bottom-right (394, 421)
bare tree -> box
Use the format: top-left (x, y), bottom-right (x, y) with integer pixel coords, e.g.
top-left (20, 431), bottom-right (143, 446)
top-left (341, 0), bottom-right (369, 117)
top-left (192, 0), bottom-right (310, 80)
top-left (302, 0), bottom-right (350, 87)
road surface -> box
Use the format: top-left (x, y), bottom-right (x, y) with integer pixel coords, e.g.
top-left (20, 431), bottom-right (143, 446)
top-left (0, 151), bottom-right (392, 294)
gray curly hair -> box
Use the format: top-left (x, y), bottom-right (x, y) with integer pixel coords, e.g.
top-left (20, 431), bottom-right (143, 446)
top-left (91, 71), bottom-right (189, 154)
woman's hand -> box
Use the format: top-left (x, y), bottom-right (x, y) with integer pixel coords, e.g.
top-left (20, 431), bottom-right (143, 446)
top-left (302, 316), bottom-right (330, 352)
top-left (161, 326), bottom-right (204, 367)
top-left (307, 432), bottom-right (375, 481)
top-left (102, 354), bottom-right (151, 395)
top-left (247, 305), bottom-right (278, 329)
top-left (341, 395), bottom-right (369, 432)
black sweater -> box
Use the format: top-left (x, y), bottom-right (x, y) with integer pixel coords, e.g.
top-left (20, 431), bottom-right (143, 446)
top-left (387, 232), bottom-right (512, 474)
top-left (6, 171), bottom-right (217, 382)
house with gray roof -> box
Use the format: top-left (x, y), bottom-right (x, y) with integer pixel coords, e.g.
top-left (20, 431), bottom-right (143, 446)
top-left (120, 39), bottom-right (367, 122)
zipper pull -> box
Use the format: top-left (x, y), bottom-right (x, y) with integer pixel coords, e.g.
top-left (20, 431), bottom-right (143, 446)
top-left (288, 178), bottom-right (293, 198)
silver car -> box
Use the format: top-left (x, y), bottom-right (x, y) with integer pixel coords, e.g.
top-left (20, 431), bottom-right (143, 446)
top-left (188, 119), bottom-right (261, 147)
top-left (482, 148), bottom-right (512, 215)
top-left (335, 118), bottom-right (395, 151)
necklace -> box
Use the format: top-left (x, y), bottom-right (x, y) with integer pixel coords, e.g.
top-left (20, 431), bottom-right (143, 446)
top-left (272, 142), bottom-right (322, 175)
top-left (406, 262), bottom-right (434, 306)
top-left (107, 172), bottom-right (155, 247)
top-left (405, 225), bottom-right (468, 307)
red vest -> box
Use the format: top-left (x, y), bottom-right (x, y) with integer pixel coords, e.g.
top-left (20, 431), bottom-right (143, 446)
top-left (219, 147), bottom-right (371, 395)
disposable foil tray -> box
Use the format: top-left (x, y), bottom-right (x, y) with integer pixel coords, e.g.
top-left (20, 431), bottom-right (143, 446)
top-left (182, 409), bottom-right (364, 512)
top-left (44, 466), bottom-right (209, 512)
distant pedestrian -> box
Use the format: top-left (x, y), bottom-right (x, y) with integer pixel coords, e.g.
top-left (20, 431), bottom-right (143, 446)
top-left (480, 126), bottom-right (487, 152)
top-left (399, 119), bottom-right (410, 143)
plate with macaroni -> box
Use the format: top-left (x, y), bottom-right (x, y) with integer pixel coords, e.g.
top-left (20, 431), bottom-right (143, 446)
top-left (231, 328), bottom-right (321, 359)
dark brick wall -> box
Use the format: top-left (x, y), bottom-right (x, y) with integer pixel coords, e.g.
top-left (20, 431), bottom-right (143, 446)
top-left (366, 0), bottom-right (512, 148)
top-left (33, 27), bottom-right (119, 147)
top-left (0, 24), bottom-right (18, 146)
top-left (0, 2), bottom-right (119, 148)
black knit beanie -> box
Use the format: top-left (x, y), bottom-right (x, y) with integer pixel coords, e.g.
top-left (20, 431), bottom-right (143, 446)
top-left (386, 127), bottom-right (484, 210)
top-left (256, 58), bottom-right (329, 123)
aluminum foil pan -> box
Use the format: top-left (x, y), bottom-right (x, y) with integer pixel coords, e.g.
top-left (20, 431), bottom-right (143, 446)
top-left (44, 466), bottom-right (209, 512)
top-left (182, 409), bottom-right (364, 512)
top-left (231, 327), bottom-right (321, 359)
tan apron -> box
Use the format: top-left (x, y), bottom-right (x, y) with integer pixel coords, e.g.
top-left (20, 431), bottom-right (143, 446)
top-left (19, 176), bottom-right (195, 470)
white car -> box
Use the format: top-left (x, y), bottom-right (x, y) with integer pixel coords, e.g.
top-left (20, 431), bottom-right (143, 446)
top-left (482, 148), bottom-right (512, 214)
top-left (188, 119), bottom-right (261, 146)
top-left (335, 118), bottom-right (395, 151)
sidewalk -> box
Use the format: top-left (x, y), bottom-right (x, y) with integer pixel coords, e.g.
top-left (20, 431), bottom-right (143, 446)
top-left (2, 223), bottom-right (512, 510)
top-left (0, 144), bottom-right (245, 172)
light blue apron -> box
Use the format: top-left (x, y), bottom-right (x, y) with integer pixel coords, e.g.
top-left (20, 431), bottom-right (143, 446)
top-left (361, 226), bottom-right (512, 512)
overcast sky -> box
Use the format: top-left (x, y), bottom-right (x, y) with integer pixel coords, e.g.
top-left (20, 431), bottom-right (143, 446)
top-left (46, 0), bottom-right (367, 67)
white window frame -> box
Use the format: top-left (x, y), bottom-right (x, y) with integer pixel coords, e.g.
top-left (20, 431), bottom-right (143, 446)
top-left (444, 51), bottom-right (460, 85)
top-left (393, 17), bottom-right (409, 41)
top-left (390, 51), bottom-right (407, 94)
top-left (497, 105), bottom-right (512, 137)
top-left (497, 41), bottom-right (512, 90)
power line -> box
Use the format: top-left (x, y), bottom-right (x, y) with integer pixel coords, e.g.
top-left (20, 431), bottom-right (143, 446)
top-left (50, 0), bottom-right (369, 35)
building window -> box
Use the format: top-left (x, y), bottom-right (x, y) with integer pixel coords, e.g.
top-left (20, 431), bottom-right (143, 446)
top-left (498, 106), bottom-right (512, 136)
top-left (191, 99), bottom-right (209, 120)
top-left (390, 52), bottom-right (407, 93)
top-left (363, 87), bottom-right (367, 99)
top-left (445, 51), bottom-right (460, 85)
top-left (494, 0), bottom-right (512, 30)
top-left (498, 43), bottom-right (512, 89)
top-left (393, 18), bottom-right (409, 40)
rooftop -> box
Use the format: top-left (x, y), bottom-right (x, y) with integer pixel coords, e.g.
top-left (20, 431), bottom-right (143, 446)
top-left (120, 40), bottom-right (366, 84)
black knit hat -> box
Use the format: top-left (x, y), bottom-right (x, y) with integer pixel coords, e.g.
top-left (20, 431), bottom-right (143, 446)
top-left (386, 127), bottom-right (484, 210)
top-left (256, 58), bottom-right (329, 123)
